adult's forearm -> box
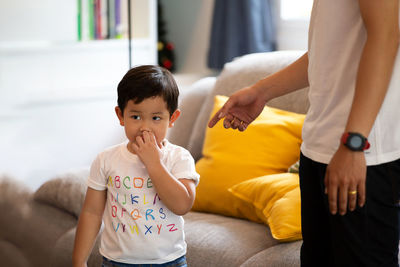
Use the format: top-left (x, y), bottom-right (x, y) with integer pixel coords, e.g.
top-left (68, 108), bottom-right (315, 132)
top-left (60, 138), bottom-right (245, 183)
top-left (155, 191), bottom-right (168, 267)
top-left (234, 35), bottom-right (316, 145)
top-left (253, 52), bottom-right (309, 102)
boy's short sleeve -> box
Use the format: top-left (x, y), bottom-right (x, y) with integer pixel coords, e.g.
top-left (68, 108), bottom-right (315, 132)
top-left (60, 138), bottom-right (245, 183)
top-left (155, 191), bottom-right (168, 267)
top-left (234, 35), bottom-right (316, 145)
top-left (170, 148), bottom-right (200, 186)
top-left (87, 153), bottom-right (108, 191)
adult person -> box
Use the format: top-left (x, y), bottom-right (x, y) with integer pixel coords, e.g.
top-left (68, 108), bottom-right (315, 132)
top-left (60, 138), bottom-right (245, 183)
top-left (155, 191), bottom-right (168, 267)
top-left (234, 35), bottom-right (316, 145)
top-left (208, 1), bottom-right (400, 266)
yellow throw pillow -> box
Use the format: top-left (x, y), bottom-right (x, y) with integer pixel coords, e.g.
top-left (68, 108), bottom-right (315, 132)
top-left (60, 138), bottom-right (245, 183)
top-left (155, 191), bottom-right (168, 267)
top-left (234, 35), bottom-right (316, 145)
top-left (229, 173), bottom-right (302, 242)
top-left (193, 95), bottom-right (305, 219)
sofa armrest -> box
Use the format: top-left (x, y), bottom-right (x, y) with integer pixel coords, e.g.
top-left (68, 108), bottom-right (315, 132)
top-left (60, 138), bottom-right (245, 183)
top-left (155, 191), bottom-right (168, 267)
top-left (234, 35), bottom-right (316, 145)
top-left (167, 77), bottom-right (217, 152)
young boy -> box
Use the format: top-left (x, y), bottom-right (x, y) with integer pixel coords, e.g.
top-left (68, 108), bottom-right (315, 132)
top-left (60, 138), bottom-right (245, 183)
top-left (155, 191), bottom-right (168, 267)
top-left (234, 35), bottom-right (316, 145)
top-left (73, 65), bottom-right (199, 267)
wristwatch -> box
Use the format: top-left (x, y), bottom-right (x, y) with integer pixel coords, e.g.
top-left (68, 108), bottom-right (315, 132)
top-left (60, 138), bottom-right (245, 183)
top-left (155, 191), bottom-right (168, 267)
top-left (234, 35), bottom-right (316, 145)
top-left (341, 132), bottom-right (370, 151)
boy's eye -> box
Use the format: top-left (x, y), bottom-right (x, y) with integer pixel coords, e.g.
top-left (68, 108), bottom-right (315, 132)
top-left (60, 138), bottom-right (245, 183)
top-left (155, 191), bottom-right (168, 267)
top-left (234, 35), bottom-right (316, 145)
top-left (153, 116), bottom-right (161, 121)
top-left (132, 115), bottom-right (141, 120)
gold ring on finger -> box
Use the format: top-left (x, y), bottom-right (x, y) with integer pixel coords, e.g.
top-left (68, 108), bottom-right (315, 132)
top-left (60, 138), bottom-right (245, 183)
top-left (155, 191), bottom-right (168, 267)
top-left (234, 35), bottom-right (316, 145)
top-left (348, 190), bottom-right (357, 195)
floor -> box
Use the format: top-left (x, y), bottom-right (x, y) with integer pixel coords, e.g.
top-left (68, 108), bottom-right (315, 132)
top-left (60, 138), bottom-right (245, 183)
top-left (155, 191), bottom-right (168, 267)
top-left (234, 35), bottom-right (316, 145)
top-left (0, 72), bottom-right (206, 190)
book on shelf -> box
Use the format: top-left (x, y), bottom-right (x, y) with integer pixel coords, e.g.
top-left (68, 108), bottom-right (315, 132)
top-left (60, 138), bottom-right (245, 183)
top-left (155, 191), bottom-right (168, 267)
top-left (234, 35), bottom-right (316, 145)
top-left (118, 0), bottom-right (128, 39)
top-left (78, 0), bottom-right (132, 41)
top-left (100, 0), bottom-right (108, 39)
top-left (77, 0), bottom-right (82, 41)
top-left (108, 0), bottom-right (116, 39)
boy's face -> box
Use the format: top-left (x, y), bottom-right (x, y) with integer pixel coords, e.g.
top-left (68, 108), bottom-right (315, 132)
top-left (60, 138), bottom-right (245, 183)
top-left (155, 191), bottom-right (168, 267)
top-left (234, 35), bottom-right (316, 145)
top-left (115, 96), bottom-right (180, 153)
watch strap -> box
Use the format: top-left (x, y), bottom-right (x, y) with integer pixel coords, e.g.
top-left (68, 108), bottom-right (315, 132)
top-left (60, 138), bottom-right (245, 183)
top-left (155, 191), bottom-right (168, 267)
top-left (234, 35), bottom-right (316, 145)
top-left (341, 132), bottom-right (370, 151)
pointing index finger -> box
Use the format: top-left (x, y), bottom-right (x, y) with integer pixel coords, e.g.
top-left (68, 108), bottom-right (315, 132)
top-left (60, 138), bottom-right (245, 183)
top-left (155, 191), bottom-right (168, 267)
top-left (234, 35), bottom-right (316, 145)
top-left (208, 98), bottom-right (235, 128)
top-left (208, 110), bottom-right (224, 128)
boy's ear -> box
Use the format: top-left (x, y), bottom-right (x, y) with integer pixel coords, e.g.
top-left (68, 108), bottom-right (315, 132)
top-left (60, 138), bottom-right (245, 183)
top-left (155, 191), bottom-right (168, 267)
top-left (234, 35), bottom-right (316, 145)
top-left (115, 106), bottom-right (124, 126)
top-left (169, 109), bottom-right (181, 127)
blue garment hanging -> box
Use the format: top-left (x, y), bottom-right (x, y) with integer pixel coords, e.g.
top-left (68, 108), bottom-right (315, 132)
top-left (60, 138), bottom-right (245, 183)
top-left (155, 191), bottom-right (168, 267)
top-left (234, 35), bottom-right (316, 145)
top-left (207, 0), bottom-right (276, 69)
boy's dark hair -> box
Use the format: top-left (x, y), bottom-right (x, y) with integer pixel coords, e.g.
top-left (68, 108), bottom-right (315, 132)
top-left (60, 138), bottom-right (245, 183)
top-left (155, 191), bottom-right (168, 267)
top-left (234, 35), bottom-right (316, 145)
top-left (117, 65), bottom-right (179, 116)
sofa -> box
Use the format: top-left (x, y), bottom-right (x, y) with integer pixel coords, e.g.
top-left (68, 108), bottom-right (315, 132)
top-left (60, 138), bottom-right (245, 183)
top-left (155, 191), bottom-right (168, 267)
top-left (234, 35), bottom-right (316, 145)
top-left (0, 50), bottom-right (311, 267)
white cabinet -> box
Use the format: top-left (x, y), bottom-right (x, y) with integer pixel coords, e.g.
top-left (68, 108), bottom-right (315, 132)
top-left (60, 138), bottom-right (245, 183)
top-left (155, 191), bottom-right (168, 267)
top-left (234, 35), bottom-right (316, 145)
top-left (0, 0), bottom-right (157, 108)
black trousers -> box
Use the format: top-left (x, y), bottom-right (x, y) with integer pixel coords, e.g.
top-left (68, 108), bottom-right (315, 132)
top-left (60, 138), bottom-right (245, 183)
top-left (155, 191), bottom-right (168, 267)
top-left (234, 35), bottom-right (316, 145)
top-left (299, 153), bottom-right (400, 267)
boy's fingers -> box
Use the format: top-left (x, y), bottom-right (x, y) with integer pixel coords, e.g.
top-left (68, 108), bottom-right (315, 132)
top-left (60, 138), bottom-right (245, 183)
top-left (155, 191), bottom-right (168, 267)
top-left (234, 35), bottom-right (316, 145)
top-left (141, 131), bottom-right (149, 143)
top-left (131, 143), bottom-right (139, 153)
top-left (141, 131), bottom-right (160, 148)
top-left (144, 131), bottom-right (153, 143)
top-left (149, 132), bottom-right (159, 146)
top-left (136, 135), bottom-right (145, 145)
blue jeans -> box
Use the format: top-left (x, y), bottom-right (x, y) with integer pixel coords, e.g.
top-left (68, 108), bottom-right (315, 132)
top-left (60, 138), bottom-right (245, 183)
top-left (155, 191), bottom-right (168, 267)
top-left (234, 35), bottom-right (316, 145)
top-left (102, 255), bottom-right (187, 267)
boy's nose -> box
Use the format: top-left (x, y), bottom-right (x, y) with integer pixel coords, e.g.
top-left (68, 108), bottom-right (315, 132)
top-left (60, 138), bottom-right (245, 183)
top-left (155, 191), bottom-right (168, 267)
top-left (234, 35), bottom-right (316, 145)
top-left (140, 128), bottom-right (151, 134)
top-left (139, 122), bottom-right (151, 132)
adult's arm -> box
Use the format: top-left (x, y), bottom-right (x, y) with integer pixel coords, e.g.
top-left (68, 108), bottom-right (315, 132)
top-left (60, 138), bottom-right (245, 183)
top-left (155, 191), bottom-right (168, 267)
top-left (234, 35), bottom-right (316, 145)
top-left (208, 52), bottom-right (309, 130)
top-left (325, 0), bottom-right (400, 215)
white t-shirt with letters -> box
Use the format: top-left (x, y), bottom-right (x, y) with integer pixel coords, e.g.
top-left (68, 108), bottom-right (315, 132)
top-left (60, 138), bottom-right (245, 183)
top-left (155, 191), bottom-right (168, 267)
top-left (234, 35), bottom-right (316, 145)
top-left (87, 140), bottom-right (200, 264)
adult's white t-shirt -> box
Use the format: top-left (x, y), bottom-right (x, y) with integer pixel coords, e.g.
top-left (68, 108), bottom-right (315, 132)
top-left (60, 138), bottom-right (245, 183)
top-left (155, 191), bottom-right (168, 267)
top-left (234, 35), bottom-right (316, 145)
top-left (301, 0), bottom-right (400, 166)
top-left (87, 140), bottom-right (200, 264)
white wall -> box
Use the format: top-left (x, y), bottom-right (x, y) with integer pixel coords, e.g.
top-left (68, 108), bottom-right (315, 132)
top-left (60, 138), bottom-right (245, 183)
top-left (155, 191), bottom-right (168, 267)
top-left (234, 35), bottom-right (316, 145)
top-left (0, 0), bottom-right (77, 42)
top-left (276, 20), bottom-right (309, 51)
top-left (275, 0), bottom-right (309, 51)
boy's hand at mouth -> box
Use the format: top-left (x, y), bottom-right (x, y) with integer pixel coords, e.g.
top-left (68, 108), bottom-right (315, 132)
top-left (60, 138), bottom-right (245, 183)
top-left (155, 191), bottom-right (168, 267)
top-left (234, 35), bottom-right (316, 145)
top-left (131, 131), bottom-right (163, 167)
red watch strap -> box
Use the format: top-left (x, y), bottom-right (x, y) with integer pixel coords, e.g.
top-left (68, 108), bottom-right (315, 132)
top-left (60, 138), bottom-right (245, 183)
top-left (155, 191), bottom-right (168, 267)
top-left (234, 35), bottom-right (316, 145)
top-left (341, 132), bottom-right (350, 144)
top-left (341, 132), bottom-right (370, 151)
top-left (364, 139), bottom-right (370, 150)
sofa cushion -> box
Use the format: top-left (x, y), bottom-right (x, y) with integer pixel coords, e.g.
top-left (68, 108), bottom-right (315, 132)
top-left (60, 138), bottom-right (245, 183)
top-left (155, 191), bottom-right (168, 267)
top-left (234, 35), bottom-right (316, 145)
top-left (193, 95), bottom-right (304, 220)
top-left (33, 170), bottom-right (88, 218)
top-left (0, 175), bottom-right (78, 266)
top-left (0, 240), bottom-right (31, 267)
top-left (229, 173), bottom-right (302, 242)
top-left (187, 51), bottom-right (309, 161)
top-left (183, 211), bottom-right (280, 267)
top-left (240, 240), bottom-right (302, 267)
top-left (50, 227), bottom-right (102, 267)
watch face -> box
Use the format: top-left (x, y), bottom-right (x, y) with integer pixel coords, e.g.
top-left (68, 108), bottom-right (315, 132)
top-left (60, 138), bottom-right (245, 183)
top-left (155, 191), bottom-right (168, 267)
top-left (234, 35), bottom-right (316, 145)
top-left (349, 135), bottom-right (363, 149)
top-left (342, 132), bottom-right (369, 151)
